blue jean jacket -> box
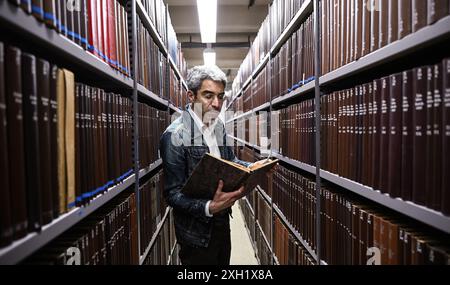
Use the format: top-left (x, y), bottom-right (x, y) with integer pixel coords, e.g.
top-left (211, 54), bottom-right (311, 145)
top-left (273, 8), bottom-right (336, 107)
top-left (159, 106), bottom-right (251, 248)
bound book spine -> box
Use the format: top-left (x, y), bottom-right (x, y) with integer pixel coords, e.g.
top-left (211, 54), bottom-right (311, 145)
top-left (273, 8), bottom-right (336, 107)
top-left (442, 58), bottom-right (450, 215)
top-left (0, 41), bottom-right (13, 247)
top-left (37, 58), bottom-right (53, 225)
top-left (22, 52), bottom-right (42, 232)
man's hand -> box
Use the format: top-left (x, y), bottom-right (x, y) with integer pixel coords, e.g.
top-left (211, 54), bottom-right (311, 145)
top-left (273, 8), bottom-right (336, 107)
top-left (209, 180), bottom-right (244, 215)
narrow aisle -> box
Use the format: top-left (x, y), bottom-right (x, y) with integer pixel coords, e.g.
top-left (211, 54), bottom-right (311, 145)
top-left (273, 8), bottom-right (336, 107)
top-left (230, 203), bottom-right (259, 265)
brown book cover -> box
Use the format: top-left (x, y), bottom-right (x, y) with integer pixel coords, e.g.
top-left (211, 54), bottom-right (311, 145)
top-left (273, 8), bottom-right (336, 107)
top-left (64, 70), bottom-right (76, 211)
top-left (43, 0), bottom-right (56, 28)
top-left (398, 0), bottom-right (412, 39)
top-left (443, 58), bottom-right (450, 215)
top-left (57, 69), bottom-right (67, 213)
top-left (80, 0), bottom-right (89, 50)
top-left (401, 70), bottom-right (414, 201)
top-left (37, 58), bottom-right (53, 225)
top-left (181, 154), bottom-right (278, 199)
top-left (72, 0), bottom-right (81, 46)
top-left (412, 0), bottom-right (428, 32)
top-left (427, 0), bottom-right (449, 25)
top-left (22, 53), bottom-right (42, 232)
top-left (0, 41), bottom-right (13, 246)
top-left (379, 0), bottom-right (389, 49)
top-left (412, 67), bottom-right (428, 206)
top-left (372, 81), bottom-right (382, 191)
top-left (31, 0), bottom-right (44, 21)
top-left (65, 0), bottom-right (74, 40)
top-left (75, 84), bottom-right (82, 206)
top-left (425, 66), bottom-right (435, 209)
top-left (351, 204), bottom-right (360, 264)
top-left (388, 0), bottom-right (398, 44)
top-left (370, 0), bottom-right (380, 52)
top-left (387, 220), bottom-right (400, 264)
top-left (361, 0), bottom-right (371, 56)
top-left (379, 77), bottom-right (390, 194)
top-left (431, 64), bottom-right (443, 211)
top-left (388, 73), bottom-right (402, 198)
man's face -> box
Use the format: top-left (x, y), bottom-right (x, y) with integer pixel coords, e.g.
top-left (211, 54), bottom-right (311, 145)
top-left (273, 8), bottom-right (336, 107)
top-left (188, 79), bottom-right (225, 124)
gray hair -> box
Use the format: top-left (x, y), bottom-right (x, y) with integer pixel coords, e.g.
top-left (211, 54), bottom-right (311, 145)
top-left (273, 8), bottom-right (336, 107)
top-left (186, 65), bottom-right (227, 95)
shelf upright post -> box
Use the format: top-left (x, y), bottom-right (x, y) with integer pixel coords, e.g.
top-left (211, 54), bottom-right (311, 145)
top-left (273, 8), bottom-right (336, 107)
top-left (313, 0), bottom-right (322, 265)
top-left (131, 0), bottom-right (142, 260)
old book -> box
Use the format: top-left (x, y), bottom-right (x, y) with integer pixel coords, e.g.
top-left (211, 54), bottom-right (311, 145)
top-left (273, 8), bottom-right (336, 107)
top-left (379, 0), bottom-right (389, 49)
top-left (182, 153), bottom-right (278, 200)
top-left (361, 0), bottom-right (371, 56)
top-left (379, 77), bottom-right (391, 194)
top-left (57, 69), bottom-right (67, 213)
top-left (388, 0), bottom-right (398, 44)
top-left (425, 66), bottom-right (435, 209)
top-left (431, 64), bottom-right (443, 211)
top-left (37, 58), bottom-right (53, 225)
top-left (401, 70), bottom-right (414, 201)
top-left (412, 67), bottom-right (427, 206)
top-left (398, 0), bottom-right (412, 39)
top-left (442, 58), bottom-right (450, 215)
top-left (370, 0), bottom-right (380, 52)
top-left (64, 69), bottom-right (76, 211)
top-left (388, 73), bottom-right (402, 198)
top-left (32, 0), bottom-right (44, 21)
top-left (43, 0), bottom-right (56, 29)
top-left (50, 65), bottom-right (59, 218)
top-left (80, 0), bottom-right (89, 50)
top-left (107, 0), bottom-right (117, 69)
top-left (22, 53), bottom-right (42, 232)
top-left (427, 0), bottom-right (449, 25)
top-left (412, 0), bottom-right (428, 32)
top-left (0, 42), bottom-right (13, 246)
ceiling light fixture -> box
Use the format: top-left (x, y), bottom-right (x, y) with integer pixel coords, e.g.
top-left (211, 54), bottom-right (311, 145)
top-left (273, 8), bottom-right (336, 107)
top-left (203, 48), bottom-right (216, 66)
top-left (197, 0), bottom-right (217, 43)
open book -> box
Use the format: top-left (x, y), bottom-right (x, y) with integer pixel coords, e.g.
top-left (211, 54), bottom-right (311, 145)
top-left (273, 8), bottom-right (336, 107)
top-left (181, 153), bottom-right (278, 199)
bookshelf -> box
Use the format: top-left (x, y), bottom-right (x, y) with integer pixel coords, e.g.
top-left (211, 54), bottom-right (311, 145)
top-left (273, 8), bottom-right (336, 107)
top-left (228, 0), bottom-right (450, 265)
top-left (0, 0), bottom-right (134, 90)
top-left (0, 173), bottom-right (135, 265)
top-left (0, 0), bottom-right (185, 264)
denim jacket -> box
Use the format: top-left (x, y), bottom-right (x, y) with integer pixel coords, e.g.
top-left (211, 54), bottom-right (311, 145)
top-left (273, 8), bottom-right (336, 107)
top-left (159, 106), bottom-right (251, 248)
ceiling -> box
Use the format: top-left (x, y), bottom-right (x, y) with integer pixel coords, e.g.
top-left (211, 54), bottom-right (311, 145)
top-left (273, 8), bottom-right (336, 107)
top-left (164, 0), bottom-right (271, 89)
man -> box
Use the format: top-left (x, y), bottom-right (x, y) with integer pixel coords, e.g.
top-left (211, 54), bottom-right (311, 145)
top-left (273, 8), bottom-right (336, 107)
top-left (159, 65), bottom-right (252, 265)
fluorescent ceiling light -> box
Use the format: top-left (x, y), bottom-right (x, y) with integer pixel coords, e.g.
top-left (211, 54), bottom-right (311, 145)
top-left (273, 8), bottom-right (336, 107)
top-left (203, 49), bottom-right (216, 66)
top-left (197, 0), bottom-right (217, 43)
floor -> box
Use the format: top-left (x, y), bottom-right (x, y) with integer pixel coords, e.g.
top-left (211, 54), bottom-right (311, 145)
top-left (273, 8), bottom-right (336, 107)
top-left (230, 203), bottom-right (259, 265)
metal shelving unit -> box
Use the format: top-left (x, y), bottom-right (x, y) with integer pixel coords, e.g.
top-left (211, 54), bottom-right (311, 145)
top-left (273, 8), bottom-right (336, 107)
top-left (137, 84), bottom-right (169, 107)
top-left (136, 0), bottom-right (168, 56)
top-left (0, 173), bottom-right (136, 265)
top-left (270, 0), bottom-right (313, 56)
top-left (256, 220), bottom-right (272, 253)
top-left (319, 15), bottom-right (450, 87)
top-left (227, 0), bottom-right (313, 111)
top-left (0, 0), bottom-right (134, 90)
top-left (0, 0), bottom-right (182, 265)
top-left (227, 102), bottom-right (271, 123)
top-left (273, 204), bottom-right (318, 262)
top-left (139, 207), bottom-right (171, 265)
top-left (257, 186), bottom-right (272, 205)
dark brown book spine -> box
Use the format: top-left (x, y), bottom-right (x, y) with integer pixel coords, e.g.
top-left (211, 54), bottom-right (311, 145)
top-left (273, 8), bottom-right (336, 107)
top-left (31, 0), bottom-right (44, 21)
top-left (75, 84), bottom-right (82, 206)
top-left (379, 0), bottom-right (389, 49)
top-left (0, 42), bottom-right (13, 246)
top-left (22, 53), bottom-right (42, 232)
top-left (361, 0), bottom-right (371, 56)
top-left (431, 64), bottom-right (443, 211)
top-left (401, 70), bottom-right (414, 201)
top-left (388, 0), bottom-right (398, 44)
top-left (370, 0), bottom-right (380, 52)
top-left (37, 58), bottom-right (53, 224)
top-left (412, 67), bottom-right (427, 205)
top-left (50, 65), bottom-right (59, 218)
top-left (380, 77), bottom-right (390, 194)
top-left (43, 0), bottom-right (56, 28)
top-left (443, 58), bottom-right (450, 215)
top-left (388, 73), bottom-right (402, 198)
top-left (412, 0), bottom-right (428, 32)
top-left (372, 79), bottom-right (381, 190)
top-left (427, 0), bottom-right (449, 25)
top-left (398, 0), bottom-right (412, 39)
top-left (425, 66), bottom-right (435, 209)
